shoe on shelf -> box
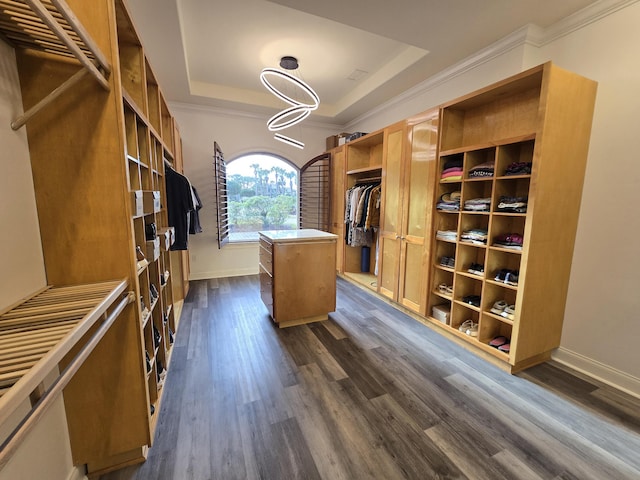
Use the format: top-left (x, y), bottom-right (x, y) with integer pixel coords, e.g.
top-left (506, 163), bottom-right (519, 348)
top-left (494, 269), bottom-right (508, 282)
top-left (490, 300), bottom-right (508, 315)
top-left (468, 263), bottom-right (484, 275)
top-left (502, 304), bottom-right (516, 320)
top-left (438, 283), bottom-right (454, 296)
top-left (504, 270), bottom-right (519, 286)
top-left (153, 324), bottom-right (161, 349)
top-left (136, 245), bottom-right (146, 261)
top-left (498, 343), bottom-right (511, 353)
top-left (440, 255), bottom-right (455, 268)
top-left (458, 319), bottom-right (478, 337)
top-left (462, 295), bottom-right (481, 307)
top-left (489, 335), bottom-right (509, 348)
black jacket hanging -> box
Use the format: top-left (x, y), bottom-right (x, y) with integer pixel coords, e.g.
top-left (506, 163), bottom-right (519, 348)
top-left (166, 167), bottom-right (193, 250)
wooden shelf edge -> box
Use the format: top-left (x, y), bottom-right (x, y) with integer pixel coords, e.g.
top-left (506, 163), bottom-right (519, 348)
top-left (439, 133), bottom-right (536, 156)
top-left (346, 164), bottom-right (383, 175)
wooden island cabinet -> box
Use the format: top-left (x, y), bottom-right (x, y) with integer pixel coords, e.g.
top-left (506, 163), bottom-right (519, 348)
top-left (259, 229), bottom-right (338, 328)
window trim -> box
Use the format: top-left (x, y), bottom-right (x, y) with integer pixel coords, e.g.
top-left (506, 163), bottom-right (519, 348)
top-left (225, 151), bottom-right (300, 243)
top-left (299, 153), bottom-right (331, 231)
top-left (213, 141), bottom-right (229, 248)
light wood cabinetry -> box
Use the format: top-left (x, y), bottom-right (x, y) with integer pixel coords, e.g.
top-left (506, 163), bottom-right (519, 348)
top-left (331, 62), bottom-right (596, 373)
top-left (329, 146), bottom-right (346, 272)
top-left (259, 230), bottom-right (337, 328)
top-left (342, 131), bottom-right (384, 290)
top-left (377, 110), bottom-right (439, 315)
top-left (426, 62), bottom-right (597, 372)
top-left (378, 122), bottom-right (407, 301)
top-left (4, 0), bottom-right (188, 474)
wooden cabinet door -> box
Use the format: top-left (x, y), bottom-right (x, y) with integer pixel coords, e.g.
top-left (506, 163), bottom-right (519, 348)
top-left (329, 147), bottom-right (345, 272)
top-left (378, 122), bottom-right (406, 300)
top-left (397, 109), bottom-right (439, 315)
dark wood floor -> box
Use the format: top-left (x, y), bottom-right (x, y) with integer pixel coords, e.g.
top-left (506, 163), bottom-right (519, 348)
top-left (102, 276), bottom-right (640, 480)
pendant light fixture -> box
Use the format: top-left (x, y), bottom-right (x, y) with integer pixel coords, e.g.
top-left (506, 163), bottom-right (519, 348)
top-left (260, 56), bottom-right (319, 149)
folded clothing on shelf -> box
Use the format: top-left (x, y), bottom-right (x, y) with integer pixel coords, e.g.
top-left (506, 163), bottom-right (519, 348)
top-left (468, 160), bottom-right (495, 178)
top-left (436, 230), bottom-right (458, 242)
top-left (504, 162), bottom-right (532, 176)
top-left (494, 233), bottom-right (523, 250)
top-left (436, 191), bottom-right (461, 211)
top-left (461, 228), bottom-right (488, 244)
top-left (441, 168), bottom-right (462, 182)
top-left (463, 197), bottom-right (491, 211)
top-left (441, 158), bottom-right (463, 183)
top-left (497, 196), bottom-right (528, 213)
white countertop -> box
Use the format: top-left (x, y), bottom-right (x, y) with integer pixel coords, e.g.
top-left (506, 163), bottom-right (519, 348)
top-left (259, 229), bottom-right (338, 242)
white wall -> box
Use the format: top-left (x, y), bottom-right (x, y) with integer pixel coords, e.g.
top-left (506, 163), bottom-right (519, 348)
top-left (170, 103), bottom-right (338, 280)
top-left (0, 40), bottom-right (46, 306)
top-left (0, 40), bottom-right (86, 480)
top-left (346, 5), bottom-right (640, 392)
top-left (526, 3), bottom-right (640, 388)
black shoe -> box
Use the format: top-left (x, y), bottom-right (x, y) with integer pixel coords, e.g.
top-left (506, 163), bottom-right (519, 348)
top-left (505, 270), bottom-right (519, 286)
top-left (153, 324), bottom-right (161, 349)
top-left (145, 222), bottom-right (157, 241)
top-left (468, 263), bottom-right (484, 275)
top-left (145, 351), bottom-right (152, 373)
top-left (462, 295), bottom-right (481, 307)
top-left (494, 269), bottom-right (508, 282)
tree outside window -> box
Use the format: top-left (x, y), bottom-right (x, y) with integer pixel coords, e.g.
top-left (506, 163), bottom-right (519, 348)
top-left (227, 153), bottom-right (298, 242)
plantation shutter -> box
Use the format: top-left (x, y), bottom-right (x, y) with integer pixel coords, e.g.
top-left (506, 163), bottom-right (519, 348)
top-left (213, 141), bottom-right (229, 248)
top-left (299, 153), bottom-right (330, 231)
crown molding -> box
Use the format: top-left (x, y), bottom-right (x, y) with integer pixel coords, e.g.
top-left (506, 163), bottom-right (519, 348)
top-left (346, 0), bottom-right (637, 130)
top-left (168, 101), bottom-right (343, 131)
top-left (533, 0), bottom-right (639, 46)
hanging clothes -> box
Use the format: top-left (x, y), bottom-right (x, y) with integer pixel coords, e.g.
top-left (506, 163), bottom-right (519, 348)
top-left (344, 182), bottom-right (381, 247)
top-left (189, 185), bottom-right (203, 234)
top-left (166, 166), bottom-right (194, 250)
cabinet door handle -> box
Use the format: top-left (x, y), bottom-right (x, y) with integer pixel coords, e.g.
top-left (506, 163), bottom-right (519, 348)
top-left (395, 235), bottom-right (401, 239)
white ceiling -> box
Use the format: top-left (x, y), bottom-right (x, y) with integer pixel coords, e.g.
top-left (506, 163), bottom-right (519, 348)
top-left (126, 0), bottom-right (599, 126)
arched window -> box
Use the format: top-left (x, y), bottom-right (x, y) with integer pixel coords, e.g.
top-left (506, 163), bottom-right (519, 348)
top-left (226, 153), bottom-right (299, 242)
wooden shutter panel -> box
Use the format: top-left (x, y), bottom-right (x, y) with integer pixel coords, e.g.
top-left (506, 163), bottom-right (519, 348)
top-left (299, 153), bottom-right (330, 231)
top-left (213, 141), bottom-right (229, 248)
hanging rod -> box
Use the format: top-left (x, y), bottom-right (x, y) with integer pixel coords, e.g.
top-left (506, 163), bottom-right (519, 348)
top-left (0, 290), bottom-right (134, 471)
top-left (0, 0), bottom-right (112, 129)
top-left (355, 176), bottom-right (381, 184)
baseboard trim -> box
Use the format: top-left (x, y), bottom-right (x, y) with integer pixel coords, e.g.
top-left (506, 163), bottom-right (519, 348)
top-left (190, 267), bottom-right (258, 280)
top-left (66, 466), bottom-right (87, 480)
top-left (551, 347), bottom-right (640, 399)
